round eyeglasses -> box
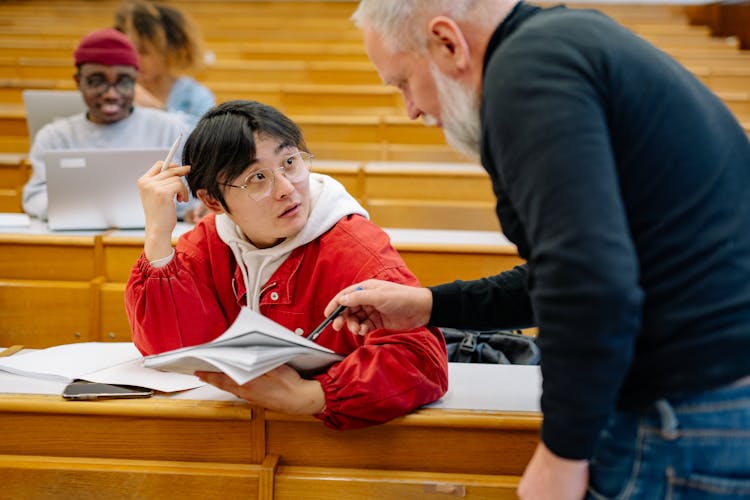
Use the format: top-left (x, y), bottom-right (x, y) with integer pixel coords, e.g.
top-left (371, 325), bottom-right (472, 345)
top-left (82, 75), bottom-right (136, 96)
top-left (222, 151), bottom-right (313, 201)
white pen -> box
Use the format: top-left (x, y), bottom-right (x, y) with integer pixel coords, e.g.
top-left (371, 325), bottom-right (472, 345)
top-left (160, 133), bottom-right (183, 172)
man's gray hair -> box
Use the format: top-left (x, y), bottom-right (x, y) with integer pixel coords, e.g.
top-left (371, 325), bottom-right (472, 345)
top-left (352, 0), bottom-right (488, 52)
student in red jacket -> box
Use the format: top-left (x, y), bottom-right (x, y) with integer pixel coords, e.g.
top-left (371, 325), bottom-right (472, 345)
top-left (126, 100), bottom-right (448, 429)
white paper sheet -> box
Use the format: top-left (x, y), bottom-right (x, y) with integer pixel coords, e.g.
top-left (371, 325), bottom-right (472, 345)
top-left (0, 213), bottom-right (31, 227)
top-left (0, 343), bottom-right (203, 392)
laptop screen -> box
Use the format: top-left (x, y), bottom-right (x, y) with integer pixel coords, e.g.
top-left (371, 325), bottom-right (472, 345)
top-left (23, 90), bottom-right (87, 142)
top-left (44, 148), bottom-right (169, 230)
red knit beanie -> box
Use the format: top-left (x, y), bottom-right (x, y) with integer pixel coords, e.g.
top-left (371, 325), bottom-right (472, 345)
top-left (74, 28), bottom-right (140, 69)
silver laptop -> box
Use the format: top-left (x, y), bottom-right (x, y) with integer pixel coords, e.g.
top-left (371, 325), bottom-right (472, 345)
top-left (23, 90), bottom-right (86, 142)
top-left (45, 148), bottom-right (169, 230)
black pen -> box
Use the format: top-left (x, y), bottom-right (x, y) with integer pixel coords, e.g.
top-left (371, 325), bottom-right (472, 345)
top-left (308, 286), bottom-right (362, 341)
top-left (308, 304), bottom-right (346, 342)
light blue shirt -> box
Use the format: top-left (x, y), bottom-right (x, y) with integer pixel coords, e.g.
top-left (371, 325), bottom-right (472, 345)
top-left (166, 77), bottom-right (215, 128)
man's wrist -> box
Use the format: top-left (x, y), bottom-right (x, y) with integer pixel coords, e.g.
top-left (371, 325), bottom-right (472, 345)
top-left (419, 287), bottom-right (434, 327)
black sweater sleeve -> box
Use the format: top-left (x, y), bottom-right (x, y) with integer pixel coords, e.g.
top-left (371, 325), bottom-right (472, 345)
top-left (428, 264), bottom-right (535, 330)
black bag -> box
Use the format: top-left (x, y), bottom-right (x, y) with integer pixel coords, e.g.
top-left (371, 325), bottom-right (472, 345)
top-left (441, 327), bottom-right (540, 365)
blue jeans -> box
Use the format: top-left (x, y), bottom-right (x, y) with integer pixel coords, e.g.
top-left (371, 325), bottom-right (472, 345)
top-left (586, 378), bottom-right (750, 499)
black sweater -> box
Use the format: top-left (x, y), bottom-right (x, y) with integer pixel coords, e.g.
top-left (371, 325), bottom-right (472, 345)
top-left (430, 2), bottom-right (750, 460)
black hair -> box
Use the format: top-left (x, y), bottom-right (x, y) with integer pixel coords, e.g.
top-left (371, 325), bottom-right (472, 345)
top-left (183, 100), bottom-right (307, 212)
top-left (114, 0), bottom-right (204, 73)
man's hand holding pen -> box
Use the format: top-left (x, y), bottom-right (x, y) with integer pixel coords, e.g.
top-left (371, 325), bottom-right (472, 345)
top-left (323, 280), bottom-right (433, 335)
top-left (308, 286), bottom-right (362, 342)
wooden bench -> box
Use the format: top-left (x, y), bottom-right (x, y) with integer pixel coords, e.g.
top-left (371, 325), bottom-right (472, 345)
top-left (198, 59), bottom-right (381, 86)
top-left (0, 105), bottom-right (457, 158)
top-left (207, 41), bottom-right (368, 62)
top-left (362, 161), bottom-right (499, 231)
top-left (0, 77), bottom-right (73, 104)
top-left (0, 38), bottom-right (368, 63)
top-left (3, 48), bottom-right (749, 94)
top-left (0, 154), bottom-right (29, 211)
top-left (685, 65), bottom-right (750, 92)
top-left (688, 1), bottom-right (750, 50)
top-left (0, 229), bottom-right (100, 347)
top-left (0, 77), bottom-right (406, 114)
top-left (309, 141), bottom-right (471, 162)
top-left (719, 91), bottom-right (750, 120)
top-left (670, 50), bottom-right (750, 68)
top-left (0, 26), bottom-right (362, 47)
top-left (9, 31), bottom-right (743, 68)
top-left (0, 390), bottom-right (539, 499)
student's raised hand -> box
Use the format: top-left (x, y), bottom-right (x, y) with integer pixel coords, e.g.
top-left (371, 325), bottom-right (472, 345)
top-left (323, 279), bottom-right (433, 335)
top-left (196, 365), bottom-right (326, 415)
top-left (137, 161), bottom-right (191, 261)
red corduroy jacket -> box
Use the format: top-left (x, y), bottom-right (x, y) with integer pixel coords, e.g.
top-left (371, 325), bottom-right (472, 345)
top-left (126, 214), bottom-right (448, 429)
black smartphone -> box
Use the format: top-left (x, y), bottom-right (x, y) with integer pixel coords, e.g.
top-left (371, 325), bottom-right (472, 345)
top-left (62, 381), bottom-right (153, 401)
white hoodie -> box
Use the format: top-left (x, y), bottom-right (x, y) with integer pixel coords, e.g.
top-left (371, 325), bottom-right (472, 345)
top-left (215, 173), bottom-right (368, 310)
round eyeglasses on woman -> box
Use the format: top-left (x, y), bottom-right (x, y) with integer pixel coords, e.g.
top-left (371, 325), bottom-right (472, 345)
top-left (222, 151), bottom-right (313, 201)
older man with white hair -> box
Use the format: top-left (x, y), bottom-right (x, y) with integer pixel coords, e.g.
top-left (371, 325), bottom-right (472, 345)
top-left (324, 1), bottom-right (750, 498)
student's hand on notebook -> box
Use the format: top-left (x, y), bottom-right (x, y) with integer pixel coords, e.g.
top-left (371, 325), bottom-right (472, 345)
top-left (196, 365), bottom-right (326, 415)
top-left (138, 161), bottom-right (191, 261)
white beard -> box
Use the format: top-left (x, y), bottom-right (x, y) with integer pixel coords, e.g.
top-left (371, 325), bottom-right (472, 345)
top-left (430, 62), bottom-right (482, 160)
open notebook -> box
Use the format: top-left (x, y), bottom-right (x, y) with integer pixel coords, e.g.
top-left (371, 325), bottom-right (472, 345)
top-left (22, 89), bottom-right (86, 142)
top-left (45, 148), bottom-right (168, 230)
top-left (144, 307), bottom-right (344, 384)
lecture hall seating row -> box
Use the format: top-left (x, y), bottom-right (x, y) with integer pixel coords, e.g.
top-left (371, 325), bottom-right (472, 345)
top-left (0, 159), bottom-right (514, 350)
top-left (0, 35), bottom-right (747, 91)
top-left (0, 40), bottom-right (750, 90)
top-left (687, 1), bottom-right (750, 49)
top-left (0, 1), bottom-right (744, 57)
top-left (0, 220), bottom-right (521, 349)
top-left (0, 71), bottom-right (747, 127)
top-left (1, 30), bottom-right (748, 66)
top-left (0, 156), bottom-right (497, 226)
top-left (0, 0), bottom-right (748, 162)
top-left (0, 1), bottom-right (747, 98)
